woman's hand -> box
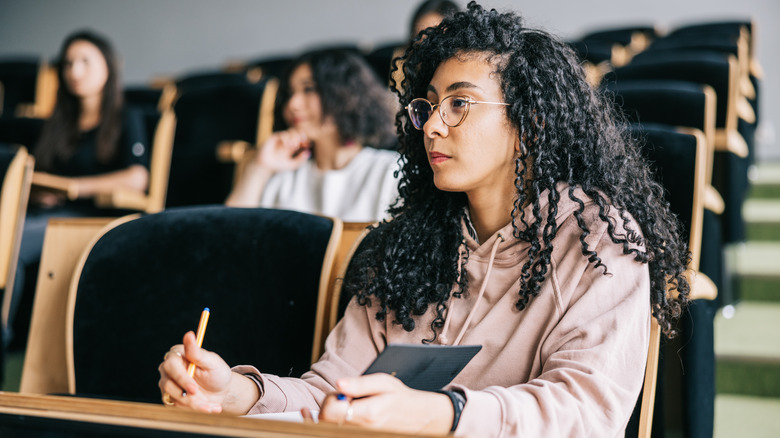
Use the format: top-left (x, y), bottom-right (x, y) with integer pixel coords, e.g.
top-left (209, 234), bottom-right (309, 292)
top-left (317, 373), bottom-right (454, 435)
top-left (224, 128), bottom-right (311, 207)
top-left (253, 128), bottom-right (312, 173)
top-left (158, 331), bottom-right (244, 414)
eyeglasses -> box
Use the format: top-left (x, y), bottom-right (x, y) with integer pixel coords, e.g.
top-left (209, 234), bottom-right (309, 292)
top-left (405, 95), bottom-right (510, 130)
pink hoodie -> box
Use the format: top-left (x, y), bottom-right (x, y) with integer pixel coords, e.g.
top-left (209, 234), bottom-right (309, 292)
top-left (235, 184), bottom-right (651, 437)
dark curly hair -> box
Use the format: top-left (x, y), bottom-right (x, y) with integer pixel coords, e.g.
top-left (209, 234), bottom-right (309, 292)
top-left (35, 29), bottom-right (123, 171)
top-left (342, 2), bottom-right (690, 340)
top-left (273, 49), bottom-right (397, 150)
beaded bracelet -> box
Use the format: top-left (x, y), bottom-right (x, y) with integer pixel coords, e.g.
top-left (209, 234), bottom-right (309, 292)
top-left (437, 389), bottom-right (466, 432)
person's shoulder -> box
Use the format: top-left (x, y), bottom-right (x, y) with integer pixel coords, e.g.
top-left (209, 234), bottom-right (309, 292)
top-left (360, 146), bottom-right (400, 160)
top-left (361, 147), bottom-right (401, 169)
top-left (551, 184), bottom-right (611, 235)
top-left (554, 184), bottom-right (646, 249)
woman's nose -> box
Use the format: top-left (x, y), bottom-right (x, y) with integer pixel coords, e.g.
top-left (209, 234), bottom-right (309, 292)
top-left (287, 92), bottom-right (304, 111)
top-left (423, 107), bottom-right (448, 138)
top-left (67, 62), bottom-right (84, 79)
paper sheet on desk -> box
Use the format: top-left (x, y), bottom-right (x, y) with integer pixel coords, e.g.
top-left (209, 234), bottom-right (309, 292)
top-left (244, 411), bottom-right (319, 423)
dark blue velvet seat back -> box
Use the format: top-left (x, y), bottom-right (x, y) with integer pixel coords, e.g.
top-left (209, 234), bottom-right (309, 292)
top-left (581, 26), bottom-right (659, 47)
top-left (607, 80), bottom-right (709, 132)
top-left (71, 206), bottom-right (335, 403)
top-left (604, 52), bottom-right (749, 243)
top-left (165, 80), bottom-right (270, 207)
top-left (245, 56), bottom-right (293, 80)
top-left (174, 71), bottom-right (253, 96)
top-left (0, 145), bottom-right (16, 187)
top-left (567, 39), bottom-right (615, 65)
top-left (0, 117), bottom-right (44, 150)
top-left (631, 123), bottom-right (698, 233)
top-left (0, 58), bottom-right (40, 118)
top-left (604, 52), bottom-right (733, 131)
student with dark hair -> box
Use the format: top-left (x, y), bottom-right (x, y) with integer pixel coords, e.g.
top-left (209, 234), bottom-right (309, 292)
top-left (225, 49), bottom-right (399, 223)
top-left (388, 0), bottom-right (461, 92)
top-left (160, 3), bottom-right (689, 436)
top-left (5, 30), bottom-right (148, 345)
top-left (410, 0), bottom-right (460, 39)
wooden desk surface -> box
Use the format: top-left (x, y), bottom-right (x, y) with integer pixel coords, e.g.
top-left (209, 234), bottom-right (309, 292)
top-left (0, 392), bottom-right (433, 437)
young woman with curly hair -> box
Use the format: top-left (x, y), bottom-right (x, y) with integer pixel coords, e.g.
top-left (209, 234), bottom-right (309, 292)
top-left (160, 3), bottom-right (689, 436)
top-left (226, 49), bottom-right (399, 222)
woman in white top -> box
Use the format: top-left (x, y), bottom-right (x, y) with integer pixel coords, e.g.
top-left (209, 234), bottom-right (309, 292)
top-left (225, 49), bottom-right (400, 222)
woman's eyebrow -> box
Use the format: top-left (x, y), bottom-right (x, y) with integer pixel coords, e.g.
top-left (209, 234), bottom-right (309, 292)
top-left (446, 81), bottom-right (481, 93)
top-left (426, 81), bottom-right (481, 95)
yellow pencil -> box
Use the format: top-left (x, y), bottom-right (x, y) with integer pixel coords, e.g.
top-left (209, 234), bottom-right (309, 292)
top-left (187, 307), bottom-right (210, 377)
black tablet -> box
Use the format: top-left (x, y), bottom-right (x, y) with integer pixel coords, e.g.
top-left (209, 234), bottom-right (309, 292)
top-left (362, 343), bottom-right (482, 392)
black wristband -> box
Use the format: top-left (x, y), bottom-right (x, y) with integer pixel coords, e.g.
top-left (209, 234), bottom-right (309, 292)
top-left (437, 389), bottom-right (466, 432)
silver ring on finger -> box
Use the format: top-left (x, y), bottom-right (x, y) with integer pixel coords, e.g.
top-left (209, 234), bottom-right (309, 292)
top-left (163, 350), bottom-right (182, 361)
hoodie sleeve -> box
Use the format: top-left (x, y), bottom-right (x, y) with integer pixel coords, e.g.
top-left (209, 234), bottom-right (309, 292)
top-left (452, 223), bottom-right (651, 437)
top-left (234, 297), bottom-right (387, 415)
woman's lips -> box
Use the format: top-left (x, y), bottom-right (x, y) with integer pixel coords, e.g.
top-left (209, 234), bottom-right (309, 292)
top-left (429, 151), bottom-right (450, 165)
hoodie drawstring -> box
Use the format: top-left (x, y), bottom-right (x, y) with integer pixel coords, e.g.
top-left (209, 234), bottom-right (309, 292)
top-left (440, 232), bottom-right (505, 345)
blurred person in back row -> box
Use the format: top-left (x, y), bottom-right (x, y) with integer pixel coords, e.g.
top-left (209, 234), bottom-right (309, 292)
top-left (410, 0), bottom-right (460, 39)
top-left (225, 49), bottom-right (399, 223)
top-left (5, 30), bottom-right (148, 346)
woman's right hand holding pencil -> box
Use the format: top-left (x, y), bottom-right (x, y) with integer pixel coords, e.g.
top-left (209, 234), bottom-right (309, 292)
top-left (158, 331), bottom-right (259, 415)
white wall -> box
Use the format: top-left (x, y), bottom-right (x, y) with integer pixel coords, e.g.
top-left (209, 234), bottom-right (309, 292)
top-left (0, 0), bottom-right (777, 158)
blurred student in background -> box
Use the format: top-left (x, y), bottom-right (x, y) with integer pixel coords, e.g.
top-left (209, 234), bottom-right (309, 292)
top-left (389, 0), bottom-right (461, 92)
top-left (6, 30), bottom-right (149, 345)
top-left (410, 0), bottom-right (460, 39)
top-left (225, 49), bottom-right (399, 223)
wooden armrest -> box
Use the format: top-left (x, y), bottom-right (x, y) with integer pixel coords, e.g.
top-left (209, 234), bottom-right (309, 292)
top-left (583, 61), bottom-right (611, 88)
top-left (714, 130), bottom-right (749, 158)
top-left (15, 103), bottom-right (37, 118)
top-left (611, 44), bottom-right (630, 67)
top-left (737, 95), bottom-right (756, 124)
top-left (704, 185), bottom-right (725, 215)
top-left (668, 270), bottom-right (718, 301)
top-left (32, 172), bottom-right (78, 200)
top-left (690, 271), bottom-right (718, 301)
top-left (94, 189), bottom-right (149, 212)
top-left (216, 140), bottom-right (253, 163)
top-left (750, 59), bottom-right (764, 80)
top-left (741, 76), bottom-right (756, 100)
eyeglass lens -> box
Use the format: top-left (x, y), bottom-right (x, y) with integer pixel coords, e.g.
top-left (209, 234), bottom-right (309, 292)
top-left (408, 96), bottom-right (470, 130)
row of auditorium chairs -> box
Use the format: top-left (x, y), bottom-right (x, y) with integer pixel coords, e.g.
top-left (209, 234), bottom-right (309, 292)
top-left (579, 19), bottom-right (761, 438)
top-left (595, 18), bottom-right (760, 261)
top-left (0, 77), bottom-right (277, 213)
top-left (0, 39), bottom-right (405, 121)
